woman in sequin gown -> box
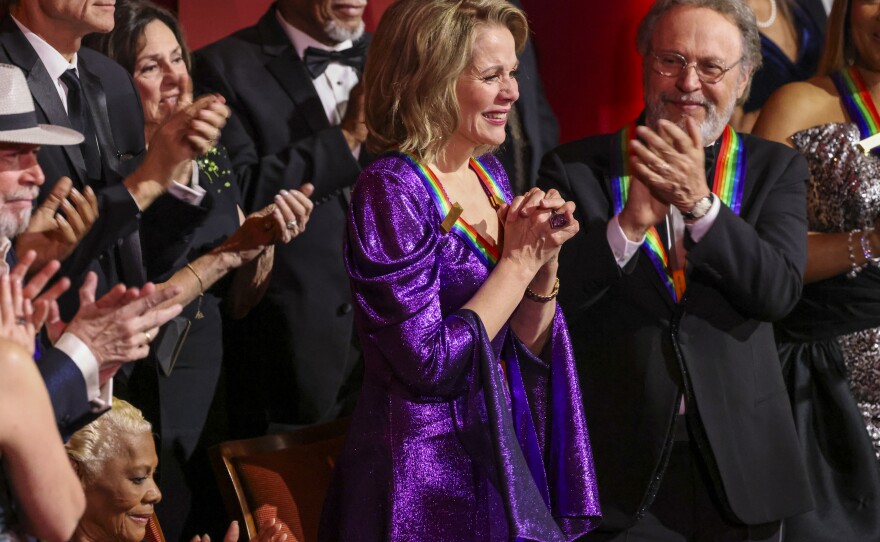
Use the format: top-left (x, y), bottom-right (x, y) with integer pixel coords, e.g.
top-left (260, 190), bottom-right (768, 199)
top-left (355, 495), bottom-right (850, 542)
top-left (319, 1), bottom-right (601, 540)
top-left (753, 0), bottom-right (880, 539)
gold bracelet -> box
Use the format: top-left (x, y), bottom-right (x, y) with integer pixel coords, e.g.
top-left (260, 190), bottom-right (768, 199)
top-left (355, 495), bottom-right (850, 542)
top-left (524, 277), bottom-right (560, 303)
top-left (184, 263), bottom-right (205, 319)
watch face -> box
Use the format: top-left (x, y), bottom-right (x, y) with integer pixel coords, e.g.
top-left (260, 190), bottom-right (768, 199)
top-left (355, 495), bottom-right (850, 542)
top-left (687, 194), bottom-right (713, 219)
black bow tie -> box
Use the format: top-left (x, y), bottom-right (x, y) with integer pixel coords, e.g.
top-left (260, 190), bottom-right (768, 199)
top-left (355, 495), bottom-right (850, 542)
top-left (303, 41), bottom-right (366, 78)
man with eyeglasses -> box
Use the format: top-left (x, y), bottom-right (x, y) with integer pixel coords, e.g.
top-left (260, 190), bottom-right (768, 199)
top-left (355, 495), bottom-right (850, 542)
top-left (539, 0), bottom-right (812, 540)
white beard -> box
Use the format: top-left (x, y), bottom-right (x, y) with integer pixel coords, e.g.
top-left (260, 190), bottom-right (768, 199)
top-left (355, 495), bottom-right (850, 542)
top-left (323, 19), bottom-right (364, 43)
top-left (645, 90), bottom-right (735, 145)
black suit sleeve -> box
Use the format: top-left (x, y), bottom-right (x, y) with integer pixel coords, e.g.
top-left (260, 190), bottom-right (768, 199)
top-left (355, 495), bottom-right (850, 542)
top-left (538, 143), bottom-right (636, 313)
top-left (686, 148), bottom-right (809, 321)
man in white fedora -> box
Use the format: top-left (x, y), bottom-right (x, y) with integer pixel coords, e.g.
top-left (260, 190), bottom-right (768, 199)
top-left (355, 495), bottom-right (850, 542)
top-left (0, 62), bottom-right (184, 439)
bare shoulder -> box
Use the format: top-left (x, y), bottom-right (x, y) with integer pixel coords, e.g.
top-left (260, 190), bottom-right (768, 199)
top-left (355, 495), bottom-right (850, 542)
top-left (752, 77), bottom-right (845, 145)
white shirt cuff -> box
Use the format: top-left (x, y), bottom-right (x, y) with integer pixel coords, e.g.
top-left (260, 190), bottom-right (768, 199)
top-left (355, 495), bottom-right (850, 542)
top-left (607, 214), bottom-right (645, 268)
top-left (55, 332), bottom-right (110, 413)
top-left (167, 160), bottom-right (205, 206)
top-left (685, 195), bottom-right (721, 242)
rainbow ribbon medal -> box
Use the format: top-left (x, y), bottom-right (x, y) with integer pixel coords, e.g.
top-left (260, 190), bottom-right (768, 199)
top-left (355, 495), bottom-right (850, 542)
top-left (610, 122), bottom-right (746, 302)
top-left (832, 66), bottom-right (880, 153)
top-left (397, 152), bottom-right (507, 268)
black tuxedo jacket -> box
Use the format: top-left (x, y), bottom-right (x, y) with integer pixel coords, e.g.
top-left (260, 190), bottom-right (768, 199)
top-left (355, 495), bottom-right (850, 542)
top-left (193, 4), bottom-right (367, 426)
top-left (0, 15), bottom-right (139, 300)
top-left (539, 131), bottom-right (814, 529)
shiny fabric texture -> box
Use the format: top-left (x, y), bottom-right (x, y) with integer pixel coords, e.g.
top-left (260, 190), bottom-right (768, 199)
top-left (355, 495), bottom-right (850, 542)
top-left (319, 153), bottom-right (601, 541)
top-left (0, 469), bottom-right (20, 542)
top-left (774, 123), bottom-right (880, 541)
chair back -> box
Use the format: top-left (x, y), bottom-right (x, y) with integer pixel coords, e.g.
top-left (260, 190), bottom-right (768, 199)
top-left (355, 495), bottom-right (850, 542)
top-left (209, 418), bottom-right (350, 542)
top-left (145, 513), bottom-right (165, 542)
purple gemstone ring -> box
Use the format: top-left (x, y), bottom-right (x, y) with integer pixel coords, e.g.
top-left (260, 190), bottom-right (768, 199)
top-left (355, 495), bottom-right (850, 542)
top-left (549, 212), bottom-right (569, 229)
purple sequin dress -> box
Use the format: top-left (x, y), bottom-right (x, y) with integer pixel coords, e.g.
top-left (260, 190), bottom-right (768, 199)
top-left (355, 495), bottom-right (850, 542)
top-left (319, 153), bottom-right (601, 541)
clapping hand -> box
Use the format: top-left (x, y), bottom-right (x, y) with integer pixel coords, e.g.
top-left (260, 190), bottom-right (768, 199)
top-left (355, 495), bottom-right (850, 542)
top-left (59, 273), bottom-right (183, 384)
top-left (0, 250), bottom-right (71, 354)
top-left (497, 187), bottom-right (579, 272)
top-left (218, 183), bottom-right (315, 266)
top-left (15, 176), bottom-right (98, 271)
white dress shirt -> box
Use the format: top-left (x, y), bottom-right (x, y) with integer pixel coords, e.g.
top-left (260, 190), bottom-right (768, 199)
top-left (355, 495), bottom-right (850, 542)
top-left (276, 10), bottom-right (361, 158)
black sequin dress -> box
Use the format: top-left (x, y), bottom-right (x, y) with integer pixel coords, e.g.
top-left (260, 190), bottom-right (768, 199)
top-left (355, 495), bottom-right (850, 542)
top-left (775, 123), bottom-right (880, 541)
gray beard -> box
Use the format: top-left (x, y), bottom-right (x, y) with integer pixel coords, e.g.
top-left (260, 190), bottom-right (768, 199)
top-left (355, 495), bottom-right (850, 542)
top-left (324, 19), bottom-right (364, 43)
top-left (0, 207), bottom-right (30, 240)
top-left (645, 92), bottom-right (734, 145)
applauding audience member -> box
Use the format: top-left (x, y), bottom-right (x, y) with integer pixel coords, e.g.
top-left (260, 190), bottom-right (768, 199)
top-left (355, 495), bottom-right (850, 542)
top-left (194, 0), bottom-right (370, 437)
top-left (0, 63), bottom-right (183, 441)
top-left (84, 2), bottom-right (314, 538)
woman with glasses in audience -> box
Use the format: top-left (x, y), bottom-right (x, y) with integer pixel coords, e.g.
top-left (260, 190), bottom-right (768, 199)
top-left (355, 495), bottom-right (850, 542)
top-left (319, 1), bottom-right (600, 540)
top-left (753, 0), bottom-right (880, 539)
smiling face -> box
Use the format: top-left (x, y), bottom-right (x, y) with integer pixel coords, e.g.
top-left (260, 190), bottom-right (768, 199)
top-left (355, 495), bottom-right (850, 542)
top-left (851, 0), bottom-right (880, 72)
top-left (78, 431), bottom-right (161, 542)
top-left (132, 20), bottom-right (189, 139)
top-left (279, 0), bottom-right (367, 45)
top-left (0, 143), bottom-right (44, 239)
top-left (643, 5), bottom-right (750, 144)
top-left (450, 24), bottom-right (519, 155)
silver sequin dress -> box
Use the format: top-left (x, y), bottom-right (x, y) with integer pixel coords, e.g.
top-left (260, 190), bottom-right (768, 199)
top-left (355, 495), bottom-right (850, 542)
top-left (792, 123), bottom-right (880, 458)
top-left (773, 123), bottom-right (880, 541)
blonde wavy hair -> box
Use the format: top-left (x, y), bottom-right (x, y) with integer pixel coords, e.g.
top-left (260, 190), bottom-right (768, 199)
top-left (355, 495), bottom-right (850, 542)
top-left (364, 0), bottom-right (528, 164)
top-left (66, 398), bottom-right (153, 483)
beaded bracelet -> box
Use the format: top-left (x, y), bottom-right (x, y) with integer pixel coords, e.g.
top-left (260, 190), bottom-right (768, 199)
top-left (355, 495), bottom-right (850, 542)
top-left (848, 229), bottom-right (861, 279)
top-left (524, 277), bottom-right (560, 303)
top-left (861, 227), bottom-right (880, 267)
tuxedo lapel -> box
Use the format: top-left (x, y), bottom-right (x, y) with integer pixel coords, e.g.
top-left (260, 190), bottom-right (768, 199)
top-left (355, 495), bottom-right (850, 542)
top-left (78, 57), bottom-right (118, 184)
top-left (259, 9), bottom-right (329, 134)
top-left (598, 153), bottom-right (676, 309)
top-left (0, 16), bottom-right (88, 186)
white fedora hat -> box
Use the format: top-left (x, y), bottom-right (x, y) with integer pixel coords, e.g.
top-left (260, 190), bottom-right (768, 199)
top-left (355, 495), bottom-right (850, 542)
top-left (0, 63), bottom-right (83, 146)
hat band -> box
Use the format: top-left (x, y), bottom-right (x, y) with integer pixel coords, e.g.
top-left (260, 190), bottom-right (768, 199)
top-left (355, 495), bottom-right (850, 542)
top-left (0, 111), bottom-right (38, 132)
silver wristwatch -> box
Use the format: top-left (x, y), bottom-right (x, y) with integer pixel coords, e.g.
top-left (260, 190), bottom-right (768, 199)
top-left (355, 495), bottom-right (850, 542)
top-left (682, 193), bottom-right (714, 221)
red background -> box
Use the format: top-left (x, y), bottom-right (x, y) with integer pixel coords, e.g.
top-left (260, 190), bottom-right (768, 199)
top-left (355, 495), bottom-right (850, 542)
top-left (159, 0), bottom-right (652, 142)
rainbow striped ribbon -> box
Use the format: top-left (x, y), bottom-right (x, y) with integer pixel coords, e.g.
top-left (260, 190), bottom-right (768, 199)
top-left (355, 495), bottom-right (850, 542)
top-left (611, 122), bottom-right (746, 302)
top-left (397, 152), bottom-right (507, 267)
top-left (832, 66), bottom-right (880, 147)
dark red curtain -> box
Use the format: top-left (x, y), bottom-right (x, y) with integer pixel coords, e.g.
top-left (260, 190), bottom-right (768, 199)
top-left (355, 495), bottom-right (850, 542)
top-left (174, 0), bottom-right (652, 143)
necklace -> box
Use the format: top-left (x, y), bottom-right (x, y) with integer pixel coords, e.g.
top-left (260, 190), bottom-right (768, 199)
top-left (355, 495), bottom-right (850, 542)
top-left (756, 0), bottom-right (777, 28)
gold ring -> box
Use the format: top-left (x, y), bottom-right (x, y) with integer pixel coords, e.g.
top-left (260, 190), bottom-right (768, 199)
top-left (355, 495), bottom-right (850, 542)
top-left (144, 330), bottom-right (152, 342)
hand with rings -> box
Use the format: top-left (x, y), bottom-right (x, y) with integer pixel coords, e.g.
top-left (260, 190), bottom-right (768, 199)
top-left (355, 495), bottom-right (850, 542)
top-left (216, 183), bottom-right (315, 267)
top-left (0, 250), bottom-right (72, 355)
top-left (499, 187), bottom-right (580, 273)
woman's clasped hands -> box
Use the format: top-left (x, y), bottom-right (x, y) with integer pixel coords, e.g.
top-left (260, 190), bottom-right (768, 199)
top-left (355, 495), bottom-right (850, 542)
top-left (496, 187), bottom-right (579, 273)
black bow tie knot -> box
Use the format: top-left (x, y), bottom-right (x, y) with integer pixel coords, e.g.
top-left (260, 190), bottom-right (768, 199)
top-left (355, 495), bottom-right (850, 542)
top-left (303, 41), bottom-right (366, 79)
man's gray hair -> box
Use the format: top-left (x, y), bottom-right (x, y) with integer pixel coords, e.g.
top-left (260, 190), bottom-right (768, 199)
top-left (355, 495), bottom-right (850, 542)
top-left (636, 0), bottom-right (763, 74)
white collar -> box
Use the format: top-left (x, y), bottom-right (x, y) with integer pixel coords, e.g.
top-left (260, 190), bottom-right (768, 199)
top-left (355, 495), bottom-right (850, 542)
top-left (11, 15), bottom-right (78, 82)
top-left (274, 8), bottom-right (353, 62)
